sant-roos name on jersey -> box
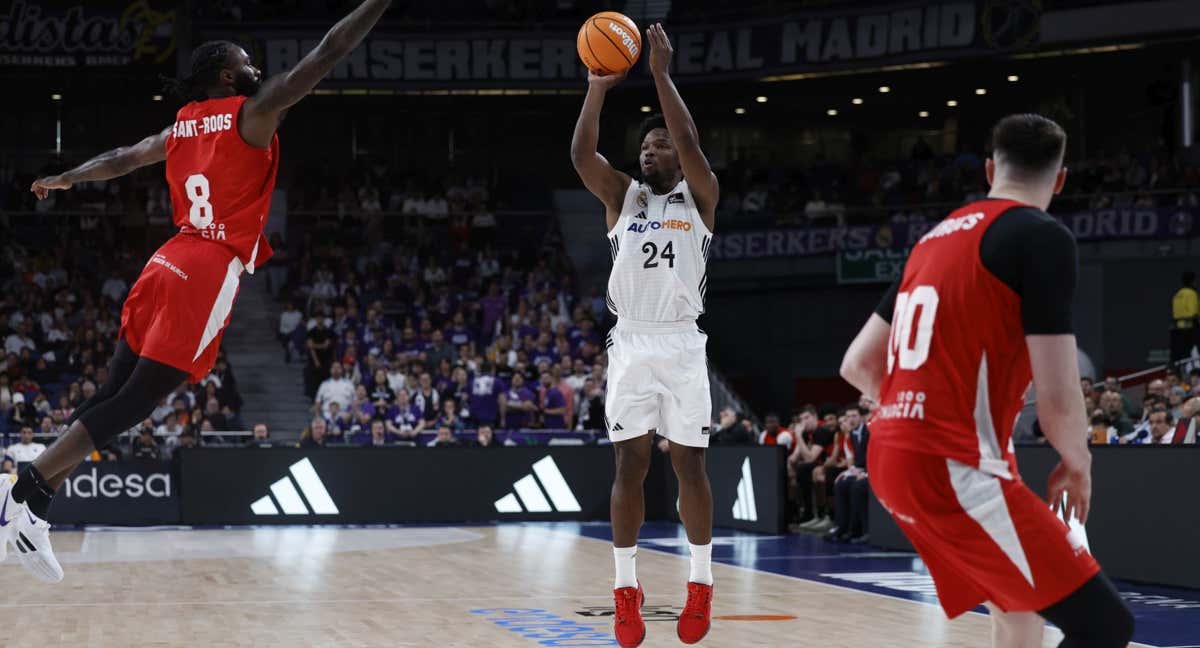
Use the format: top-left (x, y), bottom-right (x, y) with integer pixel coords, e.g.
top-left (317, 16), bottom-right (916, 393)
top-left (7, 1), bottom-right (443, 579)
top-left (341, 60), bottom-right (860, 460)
top-left (172, 113), bottom-right (235, 139)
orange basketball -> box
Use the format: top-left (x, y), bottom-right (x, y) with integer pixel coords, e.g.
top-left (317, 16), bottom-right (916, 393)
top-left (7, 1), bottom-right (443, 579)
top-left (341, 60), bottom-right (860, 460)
top-left (577, 12), bottom-right (642, 76)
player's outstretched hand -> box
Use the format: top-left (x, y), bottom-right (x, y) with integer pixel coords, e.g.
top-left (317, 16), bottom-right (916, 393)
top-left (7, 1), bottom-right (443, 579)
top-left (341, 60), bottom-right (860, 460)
top-left (1046, 459), bottom-right (1092, 525)
top-left (31, 175), bottom-right (72, 200)
top-left (587, 69), bottom-right (627, 91)
top-left (646, 23), bottom-right (673, 77)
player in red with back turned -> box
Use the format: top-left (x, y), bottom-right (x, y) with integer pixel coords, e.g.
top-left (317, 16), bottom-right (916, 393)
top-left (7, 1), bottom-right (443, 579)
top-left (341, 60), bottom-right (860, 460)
top-left (841, 114), bottom-right (1134, 647)
top-left (17, 0), bottom-right (394, 584)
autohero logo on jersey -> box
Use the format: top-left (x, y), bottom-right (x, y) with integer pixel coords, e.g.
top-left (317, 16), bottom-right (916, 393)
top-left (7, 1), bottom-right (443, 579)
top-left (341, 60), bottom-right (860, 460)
top-left (61, 468), bottom-right (171, 499)
top-left (627, 219), bottom-right (692, 234)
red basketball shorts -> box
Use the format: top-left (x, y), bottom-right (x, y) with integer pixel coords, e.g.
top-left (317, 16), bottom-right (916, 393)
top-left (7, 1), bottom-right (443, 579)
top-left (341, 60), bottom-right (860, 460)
top-left (868, 444), bottom-right (1100, 618)
top-left (119, 236), bottom-right (244, 383)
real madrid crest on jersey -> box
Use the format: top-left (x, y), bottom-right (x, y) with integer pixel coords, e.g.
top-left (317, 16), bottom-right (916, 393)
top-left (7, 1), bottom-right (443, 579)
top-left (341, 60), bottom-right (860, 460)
top-left (636, 191), bottom-right (648, 208)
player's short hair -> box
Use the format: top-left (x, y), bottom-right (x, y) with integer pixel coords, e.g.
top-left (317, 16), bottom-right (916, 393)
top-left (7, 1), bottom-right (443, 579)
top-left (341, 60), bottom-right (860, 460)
top-left (162, 40), bottom-right (237, 103)
top-left (799, 404), bottom-right (818, 417)
top-left (991, 113), bottom-right (1067, 178)
top-left (638, 113), bottom-right (668, 143)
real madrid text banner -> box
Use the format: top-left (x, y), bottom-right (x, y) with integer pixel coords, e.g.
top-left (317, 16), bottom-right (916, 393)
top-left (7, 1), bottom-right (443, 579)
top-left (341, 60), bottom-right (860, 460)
top-left (222, 0), bottom-right (1044, 88)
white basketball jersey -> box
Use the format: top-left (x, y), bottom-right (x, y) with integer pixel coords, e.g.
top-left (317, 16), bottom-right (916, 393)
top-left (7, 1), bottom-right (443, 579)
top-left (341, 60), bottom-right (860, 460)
top-left (606, 178), bottom-right (713, 323)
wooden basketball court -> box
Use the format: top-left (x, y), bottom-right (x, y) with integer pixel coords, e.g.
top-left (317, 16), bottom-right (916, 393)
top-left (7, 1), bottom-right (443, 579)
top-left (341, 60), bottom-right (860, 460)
top-left (0, 524), bottom-right (1159, 647)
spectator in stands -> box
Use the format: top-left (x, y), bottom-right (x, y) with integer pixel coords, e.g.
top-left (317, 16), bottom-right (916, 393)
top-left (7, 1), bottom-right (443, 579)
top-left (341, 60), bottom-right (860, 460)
top-left (471, 424), bottom-right (498, 448)
top-left (435, 399), bottom-right (465, 432)
top-left (710, 407), bottom-right (753, 445)
top-left (388, 388), bottom-right (424, 439)
top-left (413, 373), bottom-right (441, 425)
top-left (326, 401), bottom-right (351, 440)
top-left (431, 425), bottom-right (460, 447)
top-left (315, 362), bottom-right (355, 418)
top-left (299, 417), bottom-right (329, 449)
top-left (576, 377), bottom-right (605, 431)
top-left (363, 419), bottom-right (393, 447)
top-left (808, 411), bottom-right (852, 533)
top-left (1171, 272), bottom-right (1200, 363)
top-left (1146, 410), bottom-right (1175, 445)
top-left (470, 363), bottom-right (504, 427)
top-left (7, 426), bottom-right (45, 465)
top-left (757, 413), bottom-right (792, 448)
top-left (174, 430), bottom-right (198, 458)
top-left (787, 406), bottom-right (826, 526)
top-left (1099, 390), bottom-right (1134, 437)
top-left (538, 371), bottom-right (567, 429)
top-left (828, 405), bottom-right (870, 543)
top-left (305, 316), bottom-right (335, 397)
top-left (1103, 376), bottom-right (1138, 418)
top-left (499, 372), bottom-right (536, 430)
top-left (279, 301), bottom-right (303, 363)
top-left (131, 425), bottom-right (160, 460)
top-left (156, 411), bottom-right (184, 441)
top-left (246, 423), bottom-right (273, 448)
top-left (369, 368), bottom-right (395, 407)
top-left (203, 397), bottom-right (229, 431)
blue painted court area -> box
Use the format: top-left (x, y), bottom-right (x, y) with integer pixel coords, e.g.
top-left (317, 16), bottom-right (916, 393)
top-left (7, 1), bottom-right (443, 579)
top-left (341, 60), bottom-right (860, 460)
top-left (564, 521), bottom-right (1200, 648)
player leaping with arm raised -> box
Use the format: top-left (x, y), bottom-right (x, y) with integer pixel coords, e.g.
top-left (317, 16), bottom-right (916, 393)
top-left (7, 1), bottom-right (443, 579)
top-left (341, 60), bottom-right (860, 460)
top-left (19, 0), bottom-right (392, 585)
top-left (572, 23), bottom-right (720, 648)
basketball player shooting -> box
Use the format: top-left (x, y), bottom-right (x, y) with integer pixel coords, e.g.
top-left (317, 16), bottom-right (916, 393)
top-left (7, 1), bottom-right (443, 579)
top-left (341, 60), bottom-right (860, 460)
top-left (571, 23), bottom-right (719, 648)
top-left (840, 114), bottom-right (1134, 646)
top-left (19, 0), bottom-right (393, 583)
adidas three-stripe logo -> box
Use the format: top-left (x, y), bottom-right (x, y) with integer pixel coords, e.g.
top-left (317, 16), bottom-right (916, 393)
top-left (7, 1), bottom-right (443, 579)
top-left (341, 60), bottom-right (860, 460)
top-left (250, 458), bottom-right (340, 516)
top-left (494, 456), bottom-right (581, 514)
top-left (731, 457), bottom-right (758, 522)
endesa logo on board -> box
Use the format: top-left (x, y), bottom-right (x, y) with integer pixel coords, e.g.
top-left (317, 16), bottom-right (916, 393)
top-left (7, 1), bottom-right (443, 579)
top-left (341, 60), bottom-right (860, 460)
top-left (61, 468), bottom-right (171, 499)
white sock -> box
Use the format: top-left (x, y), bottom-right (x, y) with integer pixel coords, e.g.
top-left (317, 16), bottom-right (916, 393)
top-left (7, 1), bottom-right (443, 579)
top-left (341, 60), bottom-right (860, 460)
top-left (688, 542), bottom-right (713, 585)
top-left (614, 545), bottom-right (638, 589)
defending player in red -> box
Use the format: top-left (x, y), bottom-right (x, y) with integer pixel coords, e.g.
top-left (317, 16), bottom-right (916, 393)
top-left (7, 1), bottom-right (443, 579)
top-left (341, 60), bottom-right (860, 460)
top-left (841, 114), bottom-right (1134, 647)
top-left (16, 0), bottom-right (394, 583)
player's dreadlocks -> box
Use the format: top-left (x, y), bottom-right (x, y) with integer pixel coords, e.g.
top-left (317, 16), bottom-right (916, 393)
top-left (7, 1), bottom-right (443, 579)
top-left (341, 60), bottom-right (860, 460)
top-left (160, 41), bottom-right (236, 103)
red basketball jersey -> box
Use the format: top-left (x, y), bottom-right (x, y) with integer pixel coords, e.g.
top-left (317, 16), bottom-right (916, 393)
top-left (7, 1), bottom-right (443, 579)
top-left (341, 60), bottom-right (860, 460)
top-left (165, 95), bottom-right (278, 272)
top-left (872, 199), bottom-right (1032, 478)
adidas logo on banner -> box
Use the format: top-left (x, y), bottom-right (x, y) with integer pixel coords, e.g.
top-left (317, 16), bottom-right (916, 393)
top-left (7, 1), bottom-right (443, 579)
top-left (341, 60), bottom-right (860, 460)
top-left (494, 456), bottom-right (582, 514)
top-left (250, 458), bottom-right (340, 516)
top-left (731, 457), bottom-right (758, 522)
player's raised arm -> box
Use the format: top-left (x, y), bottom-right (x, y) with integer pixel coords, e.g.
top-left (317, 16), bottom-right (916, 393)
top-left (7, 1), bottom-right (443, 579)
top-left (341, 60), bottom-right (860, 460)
top-left (645, 23), bottom-right (718, 230)
top-left (30, 126), bottom-right (171, 199)
top-left (240, 0), bottom-right (392, 145)
top-left (570, 71), bottom-right (633, 230)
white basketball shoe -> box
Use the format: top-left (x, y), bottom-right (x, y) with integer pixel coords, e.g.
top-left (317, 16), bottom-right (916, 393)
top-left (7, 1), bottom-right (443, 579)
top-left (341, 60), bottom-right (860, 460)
top-left (0, 474), bottom-right (63, 583)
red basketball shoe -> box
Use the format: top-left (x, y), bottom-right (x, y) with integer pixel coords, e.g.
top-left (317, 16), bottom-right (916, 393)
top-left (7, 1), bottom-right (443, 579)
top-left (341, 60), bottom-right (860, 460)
top-left (676, 581), bottom-right (713, 644)
top-left (612, 581), bottom-right (645, 647)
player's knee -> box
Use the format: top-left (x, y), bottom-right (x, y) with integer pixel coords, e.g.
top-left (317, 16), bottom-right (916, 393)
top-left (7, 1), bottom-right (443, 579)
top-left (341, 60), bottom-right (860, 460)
top-left (669, 446), bottom-right (706, 483)
top-left (613, 444), bottom-right (652, 482)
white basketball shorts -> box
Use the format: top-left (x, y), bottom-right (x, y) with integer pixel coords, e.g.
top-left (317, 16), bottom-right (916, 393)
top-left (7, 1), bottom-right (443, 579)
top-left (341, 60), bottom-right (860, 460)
top-left (604, 319), bottom-right (713, 448)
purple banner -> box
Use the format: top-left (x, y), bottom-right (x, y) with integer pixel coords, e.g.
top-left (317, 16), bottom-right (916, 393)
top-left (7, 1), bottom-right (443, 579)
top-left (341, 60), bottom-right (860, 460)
top-left (710, 207), bottom-right (1199, 262)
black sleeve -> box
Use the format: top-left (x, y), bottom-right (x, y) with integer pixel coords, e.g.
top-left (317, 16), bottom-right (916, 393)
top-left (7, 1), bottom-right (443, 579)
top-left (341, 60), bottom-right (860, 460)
top-left (978, 207), bottom-right (1078, 335)
top-left (874, 277), bottom-right (901, 323)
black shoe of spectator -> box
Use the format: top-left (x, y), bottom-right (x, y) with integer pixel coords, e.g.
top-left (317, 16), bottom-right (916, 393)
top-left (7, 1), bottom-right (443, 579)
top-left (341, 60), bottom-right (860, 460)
top-left (849, 534), bottom-right (871, 545)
